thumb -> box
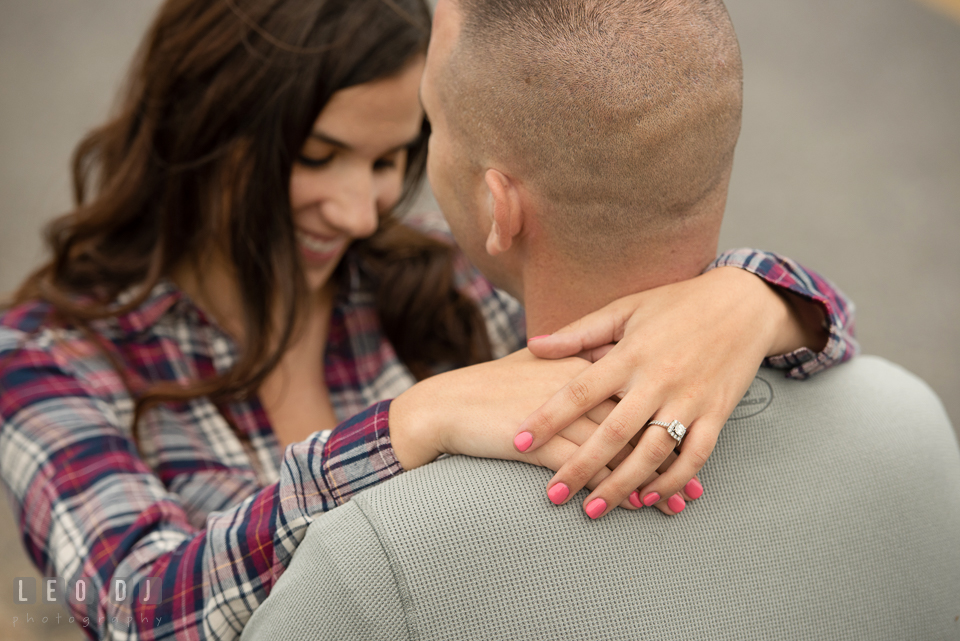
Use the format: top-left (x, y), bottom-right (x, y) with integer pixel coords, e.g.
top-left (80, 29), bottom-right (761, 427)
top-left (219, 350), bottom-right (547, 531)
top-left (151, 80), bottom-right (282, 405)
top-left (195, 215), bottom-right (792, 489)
top-left (526, 297), bottom-right (632, 359)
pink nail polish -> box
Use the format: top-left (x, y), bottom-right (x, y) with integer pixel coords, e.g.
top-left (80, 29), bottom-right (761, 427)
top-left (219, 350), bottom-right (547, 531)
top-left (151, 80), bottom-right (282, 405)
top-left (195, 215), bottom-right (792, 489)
top-left (514, 431), bottom-right (533, 452)
top-left (548, 483), bottom-right (570, 505)
top-left (527, 335), bottom-right (551, 342)
top-left (668, 494), bottom-right (686, 513)
top-left (629, 491), bottom-right (642, 508)
top-left (642, 492), bottom-right (660, 507)
top-left (585, 498), bottom-right (607, 519)
top-left (684, 478), bottom-right (704, 499)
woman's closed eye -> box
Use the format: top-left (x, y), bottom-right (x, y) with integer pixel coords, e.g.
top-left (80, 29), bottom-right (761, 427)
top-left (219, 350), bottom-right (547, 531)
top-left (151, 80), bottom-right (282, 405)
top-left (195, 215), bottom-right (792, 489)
top-left (297, 153), bottom-right (334, 169)
top-left (374, 150), bottom-right (407, 171)
top-left (296, 152), bottom-right (403, 171)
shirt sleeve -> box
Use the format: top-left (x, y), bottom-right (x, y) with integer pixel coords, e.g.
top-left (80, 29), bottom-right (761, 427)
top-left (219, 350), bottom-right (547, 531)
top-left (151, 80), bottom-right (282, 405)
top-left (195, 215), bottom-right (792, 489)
top-left (707, 248), bottom-right (859, 379)
top-left (0, 331), bottom-right (400, 641)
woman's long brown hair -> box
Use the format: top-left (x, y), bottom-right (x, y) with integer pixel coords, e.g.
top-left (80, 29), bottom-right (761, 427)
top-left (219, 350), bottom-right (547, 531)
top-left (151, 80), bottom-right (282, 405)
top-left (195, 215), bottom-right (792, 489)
top-left (10, 0), bottom-right (492, 452)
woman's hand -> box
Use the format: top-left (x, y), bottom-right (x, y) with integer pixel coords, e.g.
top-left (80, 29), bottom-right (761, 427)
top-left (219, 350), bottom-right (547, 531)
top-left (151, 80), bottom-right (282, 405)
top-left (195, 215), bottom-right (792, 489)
top-left (389, 349), bottom-right (592, 468)
top-left (390, 349), bottom-right (681, 514)
top-left (518, 266), bottom-right (828, 518)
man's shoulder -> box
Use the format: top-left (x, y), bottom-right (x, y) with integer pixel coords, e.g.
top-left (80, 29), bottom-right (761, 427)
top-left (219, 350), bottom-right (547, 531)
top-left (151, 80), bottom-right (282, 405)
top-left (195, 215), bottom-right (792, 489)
top-left (777, 354), bottom-right (935, 394)
top-left (753, 355), bottom-right (948, 425)
top-left (256, 357), bottom-right (960, 641)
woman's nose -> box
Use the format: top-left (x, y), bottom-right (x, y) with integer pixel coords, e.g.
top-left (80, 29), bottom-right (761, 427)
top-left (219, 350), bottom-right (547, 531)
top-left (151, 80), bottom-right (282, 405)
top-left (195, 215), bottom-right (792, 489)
top-left (327, 174), bottom-right (380, 239)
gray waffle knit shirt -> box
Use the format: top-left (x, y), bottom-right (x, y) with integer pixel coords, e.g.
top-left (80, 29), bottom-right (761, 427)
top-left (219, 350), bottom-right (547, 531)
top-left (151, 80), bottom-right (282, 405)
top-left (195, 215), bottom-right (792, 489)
top-left (243, 356), bottom-right (960, 640)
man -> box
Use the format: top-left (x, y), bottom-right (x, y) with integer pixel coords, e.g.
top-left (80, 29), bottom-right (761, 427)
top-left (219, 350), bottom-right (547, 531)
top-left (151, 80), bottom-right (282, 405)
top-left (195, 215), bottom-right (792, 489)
top-left (242, 0), bottom-right (960, 638)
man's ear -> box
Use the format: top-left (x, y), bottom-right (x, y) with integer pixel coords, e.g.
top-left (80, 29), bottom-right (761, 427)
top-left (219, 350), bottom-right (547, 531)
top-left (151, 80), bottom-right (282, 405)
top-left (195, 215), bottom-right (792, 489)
top-left (483, 169), bottom-right (523, 256)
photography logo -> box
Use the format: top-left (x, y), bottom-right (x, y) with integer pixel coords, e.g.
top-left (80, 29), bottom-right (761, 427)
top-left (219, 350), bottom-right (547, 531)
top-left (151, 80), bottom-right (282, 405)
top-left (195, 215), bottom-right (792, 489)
top-left (12, 577), bottom-right (162, 629)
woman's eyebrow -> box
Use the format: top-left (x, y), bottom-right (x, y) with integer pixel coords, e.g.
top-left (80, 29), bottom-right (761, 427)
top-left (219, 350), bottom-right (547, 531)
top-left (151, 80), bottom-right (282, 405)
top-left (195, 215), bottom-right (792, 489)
top-left (309, 131), bottom-right (351, 149)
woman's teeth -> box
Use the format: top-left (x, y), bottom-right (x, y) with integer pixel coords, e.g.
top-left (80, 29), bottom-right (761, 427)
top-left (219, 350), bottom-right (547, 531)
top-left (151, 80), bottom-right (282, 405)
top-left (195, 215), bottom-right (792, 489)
top-left (296, 230), bottom-right (340, 254)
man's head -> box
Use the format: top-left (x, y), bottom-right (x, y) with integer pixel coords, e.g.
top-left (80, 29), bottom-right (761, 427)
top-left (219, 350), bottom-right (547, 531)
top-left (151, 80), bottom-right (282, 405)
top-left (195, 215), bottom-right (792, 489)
top-left (422, 0), bottom-right (743, 296)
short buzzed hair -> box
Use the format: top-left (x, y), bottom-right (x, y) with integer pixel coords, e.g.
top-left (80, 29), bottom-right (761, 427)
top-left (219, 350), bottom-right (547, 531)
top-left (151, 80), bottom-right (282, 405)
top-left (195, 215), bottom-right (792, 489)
top-left (440, 0), bottom-right (743, 261)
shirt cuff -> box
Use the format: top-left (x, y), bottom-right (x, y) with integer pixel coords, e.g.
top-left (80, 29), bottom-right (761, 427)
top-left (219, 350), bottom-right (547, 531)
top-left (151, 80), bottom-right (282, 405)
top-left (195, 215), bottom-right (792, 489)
top-left (316, 399), bottom-right (404, 506)
top-left (707, 248), bottom-right (859, 380)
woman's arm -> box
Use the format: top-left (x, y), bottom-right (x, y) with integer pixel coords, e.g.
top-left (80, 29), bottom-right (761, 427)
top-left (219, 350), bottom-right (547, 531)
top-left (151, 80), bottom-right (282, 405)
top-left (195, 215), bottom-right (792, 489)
top-left (519, 249), bottom-right (858, 517)
top-left (0, 332), bottom-right (401, 641)
top-left (389, 349), bottom-right (652, 508)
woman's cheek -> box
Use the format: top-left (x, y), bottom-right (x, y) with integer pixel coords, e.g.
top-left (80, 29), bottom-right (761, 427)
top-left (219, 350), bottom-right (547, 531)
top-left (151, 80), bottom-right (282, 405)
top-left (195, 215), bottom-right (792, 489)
top-left (288, 170), bottom-right (310, 210)
top-left (379, 173), bottom-right (405, 212)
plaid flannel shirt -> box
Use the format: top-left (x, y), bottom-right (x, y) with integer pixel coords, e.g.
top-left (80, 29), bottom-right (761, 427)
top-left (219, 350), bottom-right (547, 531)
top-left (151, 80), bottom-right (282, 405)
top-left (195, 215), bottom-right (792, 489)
top-left (0, 242), bottom-right (856, 640)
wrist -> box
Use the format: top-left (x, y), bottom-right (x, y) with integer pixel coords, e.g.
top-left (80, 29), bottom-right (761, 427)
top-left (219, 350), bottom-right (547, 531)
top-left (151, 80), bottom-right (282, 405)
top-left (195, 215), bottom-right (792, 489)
top-left (713, 266), bottom-right (797, 357)
top-left (389, 379), bottom-right (443, 470)
top-left (709, 267), bottom-right (784, 356)
top-left (755, 278), bottom-right (828, 357)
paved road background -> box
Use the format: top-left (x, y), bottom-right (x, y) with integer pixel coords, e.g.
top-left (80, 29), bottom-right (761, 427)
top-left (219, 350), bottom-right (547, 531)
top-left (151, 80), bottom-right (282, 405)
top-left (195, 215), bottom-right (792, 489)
top-left (1, 1), bottom-right (957, 639)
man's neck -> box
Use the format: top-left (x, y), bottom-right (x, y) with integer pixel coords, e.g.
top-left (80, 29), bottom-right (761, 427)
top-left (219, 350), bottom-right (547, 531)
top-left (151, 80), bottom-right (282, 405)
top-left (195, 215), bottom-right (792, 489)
top-left (499, 171), bottom-right (729, 337)
top-left (519, 231), bottom-right (720, 337)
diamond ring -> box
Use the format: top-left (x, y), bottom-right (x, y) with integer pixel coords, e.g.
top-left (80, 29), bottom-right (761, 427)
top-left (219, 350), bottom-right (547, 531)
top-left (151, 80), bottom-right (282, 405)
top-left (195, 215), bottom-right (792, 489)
top-left (647, 419), bottom-right (687, 446)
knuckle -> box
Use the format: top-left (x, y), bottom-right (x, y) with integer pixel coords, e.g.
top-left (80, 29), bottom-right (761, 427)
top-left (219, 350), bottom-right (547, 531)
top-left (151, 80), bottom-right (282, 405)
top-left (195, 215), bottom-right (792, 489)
top-left (565, 380), bottom-right (592, 408)
top-left (602, 476), bottom-right (633, 500)
top-left (618, 343), bottom-right (642, 369)
top-left (564, 459), bottom-right (596, 484)
top-left (643, 438), bottom-right (674, 465)
top-left (600, 417), bottom-right (633, 446)
top-left (661, 476), bottom-right (683, 494)
top-left (529, 411), bottom-right (556, 437)
top-left (654, 360), bottom-right (682, 381)
top-left (685, 445), bottom-right (712, 470)
top-left (650, 479), bottom-right (679, 501)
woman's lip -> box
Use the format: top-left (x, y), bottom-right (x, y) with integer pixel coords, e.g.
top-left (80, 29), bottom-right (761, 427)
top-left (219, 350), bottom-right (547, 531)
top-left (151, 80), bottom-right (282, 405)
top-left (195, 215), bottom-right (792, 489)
top-left (295, 229), bottom-right (344, 263)
top-left (295, 228), bottom-right (339, 243)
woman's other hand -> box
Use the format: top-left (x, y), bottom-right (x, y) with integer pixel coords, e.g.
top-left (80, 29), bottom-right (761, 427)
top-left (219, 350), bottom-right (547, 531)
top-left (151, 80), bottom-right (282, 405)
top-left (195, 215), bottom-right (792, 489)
top-left (389, 349), bottom-right (589, 468)
top-left (518, 266), bottom-right (828, 518)
top-left (390, 349), bottom-right (682, 513)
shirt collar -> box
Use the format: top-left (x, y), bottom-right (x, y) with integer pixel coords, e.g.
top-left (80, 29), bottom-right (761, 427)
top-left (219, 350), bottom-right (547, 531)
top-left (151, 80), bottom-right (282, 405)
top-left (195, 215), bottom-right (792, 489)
top-left (110, 279), bottom-right (202, 336)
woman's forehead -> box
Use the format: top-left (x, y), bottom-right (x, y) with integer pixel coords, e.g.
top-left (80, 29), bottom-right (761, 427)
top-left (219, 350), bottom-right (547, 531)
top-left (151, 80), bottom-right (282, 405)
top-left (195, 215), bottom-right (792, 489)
top-left (308, 58), bottom-right (425, 155)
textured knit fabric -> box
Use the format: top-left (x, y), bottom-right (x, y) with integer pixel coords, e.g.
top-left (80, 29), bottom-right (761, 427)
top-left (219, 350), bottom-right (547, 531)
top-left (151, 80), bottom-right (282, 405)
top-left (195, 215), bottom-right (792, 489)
top-left (0, 243), bottom-right (854, 641)
top-left (246, 356), bottom-right (960, 641)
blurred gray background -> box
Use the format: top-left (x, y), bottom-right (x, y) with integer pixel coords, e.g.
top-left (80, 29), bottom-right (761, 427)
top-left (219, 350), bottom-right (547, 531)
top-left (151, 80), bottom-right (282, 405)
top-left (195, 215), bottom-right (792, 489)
top-left (1, 0), bottom-right (958, 639)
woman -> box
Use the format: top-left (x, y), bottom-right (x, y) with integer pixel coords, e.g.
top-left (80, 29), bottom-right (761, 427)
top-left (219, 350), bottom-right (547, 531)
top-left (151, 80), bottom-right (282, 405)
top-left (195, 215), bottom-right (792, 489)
top-left (0, 0), bottom-right (856, 638)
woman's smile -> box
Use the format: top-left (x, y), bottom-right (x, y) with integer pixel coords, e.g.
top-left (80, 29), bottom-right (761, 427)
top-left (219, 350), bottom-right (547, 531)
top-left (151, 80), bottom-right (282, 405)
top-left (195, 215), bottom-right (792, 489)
top-left (295, 227), bottom-right (345, 264)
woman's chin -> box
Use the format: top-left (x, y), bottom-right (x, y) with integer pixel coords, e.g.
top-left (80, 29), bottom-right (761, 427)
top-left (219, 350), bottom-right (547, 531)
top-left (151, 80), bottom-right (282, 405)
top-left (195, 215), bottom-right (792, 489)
top-left (301, 249), bottom-right (346, 294)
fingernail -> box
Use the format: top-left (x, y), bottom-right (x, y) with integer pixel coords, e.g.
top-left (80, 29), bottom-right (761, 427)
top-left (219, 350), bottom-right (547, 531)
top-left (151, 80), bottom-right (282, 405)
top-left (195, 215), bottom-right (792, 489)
top-left (585, 498), bottom-right (607, 519)
top-left (548, 483), bottom-right (569, 505)
top-left (642, 492), bottom-right (661, 507)
top-left (668, 494), bottom-right (686, 513)
top-left (514, 431), bottom-right (534, 452)
top-left (684, 478), bottom-right (704, 499)
top-left (629, 491), bottom-right (642, 508)
top-left (527, 335), bottom-right (550, 342)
